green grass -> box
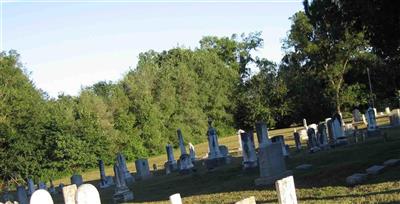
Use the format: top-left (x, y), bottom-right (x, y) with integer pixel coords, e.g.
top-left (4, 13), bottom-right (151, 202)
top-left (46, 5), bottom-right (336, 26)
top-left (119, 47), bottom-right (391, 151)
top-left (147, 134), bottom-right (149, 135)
top-left (6, 117), bottom-right (400, 203)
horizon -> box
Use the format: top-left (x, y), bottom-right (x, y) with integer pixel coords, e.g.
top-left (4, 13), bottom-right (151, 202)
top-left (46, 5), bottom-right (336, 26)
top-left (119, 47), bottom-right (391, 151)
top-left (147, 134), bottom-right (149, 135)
top-left (2, 0), bottom-right (303, 97)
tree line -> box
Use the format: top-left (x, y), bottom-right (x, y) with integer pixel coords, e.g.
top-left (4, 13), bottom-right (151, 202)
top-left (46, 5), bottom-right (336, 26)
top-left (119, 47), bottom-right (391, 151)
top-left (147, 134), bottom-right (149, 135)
top-left (1, 0), bottom-right (399, 184)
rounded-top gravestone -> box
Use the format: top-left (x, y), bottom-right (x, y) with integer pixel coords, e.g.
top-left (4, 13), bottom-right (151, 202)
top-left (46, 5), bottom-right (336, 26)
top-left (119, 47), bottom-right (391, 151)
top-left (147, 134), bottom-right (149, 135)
top-left (75, 184), bottom-right (101, 204)
top-left (30, 189), bottom-right (54, 204)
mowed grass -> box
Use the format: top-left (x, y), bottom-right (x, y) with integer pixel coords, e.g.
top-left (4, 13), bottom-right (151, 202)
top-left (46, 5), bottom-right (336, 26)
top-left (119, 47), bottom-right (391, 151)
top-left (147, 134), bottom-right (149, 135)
top-left (47, 117), bottom-right (400, 203)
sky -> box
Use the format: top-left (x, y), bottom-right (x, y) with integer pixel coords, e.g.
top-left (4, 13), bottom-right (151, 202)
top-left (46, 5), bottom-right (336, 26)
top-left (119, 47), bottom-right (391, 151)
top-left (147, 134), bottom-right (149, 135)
top-left (2, 0), bottom-right (303, 97)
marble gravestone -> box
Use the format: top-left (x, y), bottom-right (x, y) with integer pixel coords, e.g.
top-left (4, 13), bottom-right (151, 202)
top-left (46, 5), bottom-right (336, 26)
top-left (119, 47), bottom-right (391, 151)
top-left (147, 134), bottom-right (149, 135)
top-left (205, 119), bottom-right (229, 169)
top-left (271, 135), bottom-right (289, 156)
top-left (330, 113), bottom-right (347, 145)
top-left (307, 128), bottom-right (320, 153)
top-left (237, 129), bottom-right (245, 151)
top-left (240, 131), bottom-right (258, 169)
top-left (75, 184), bottom-right (101, 204)
top-left (27, 178), bottom-right (36, 196)
top-left (275, 175), bottom-right (298, 204)
top-left (98, 159), bottom-right (114, 188)
top-left (116, 153), bottom-right (135, 185)
top-left (255, 121), bottom-right (271, 147)
top-left (135, 159), bottom-right (151, 180)
top-left (352, 109), bottom-right (363, 123)
top-left (169, 193), bottom-right (182, 204)
top-left (255, 143), bottom-right (292, 186)
top-left (293, 131), bottom-right (301, 151)
top-left (385, 107), bottom-right (391, 115)
top-left (390, 109), bottom-right (400, 126)
top-left (366, 107), bottom-right (378, 131)
top-left (16, 186), bottom-right (28, 204)
top-left (317, 122), bottom-right (329, 149)
top-left (38, 181), bottom-right (47, 190)
top-left (188, 142), bottom-right (196, 162)
top-left (113, 163), bottom-right (134, 203)
top-left (177, 129), bottom-right (194, 174)
top-left (303, 118), bottom-right (308, 130)
top-left (164, 144), bottom-right (178, 174)
top-left (30, 189), bottom-right (54, 204)
top-left (71, 174), bottom-right (83, 187)
top-left (62, 184), bottom-right (77, 204)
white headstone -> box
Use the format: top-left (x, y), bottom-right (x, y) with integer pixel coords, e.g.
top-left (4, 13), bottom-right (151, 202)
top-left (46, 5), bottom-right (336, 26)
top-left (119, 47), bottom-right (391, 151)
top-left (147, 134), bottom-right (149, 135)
top-left (237, 129), bottom-right (245, 151)
top-left (169, 193), bottom-right (182, 204)
top-left (62, 184), bottom-right (77, 204)
top-left (366, 107), bottom-right (378, 131)
top-left (235, 196), bottom-right (256, 204)
top-left (275, 175), bottom-right (298, 204)
top-left (75, 184), bottom-right (101, 204)
top-left (385, 107), bottom-right (391, 115)
top-left (30, 189), bottom-right (54, 204)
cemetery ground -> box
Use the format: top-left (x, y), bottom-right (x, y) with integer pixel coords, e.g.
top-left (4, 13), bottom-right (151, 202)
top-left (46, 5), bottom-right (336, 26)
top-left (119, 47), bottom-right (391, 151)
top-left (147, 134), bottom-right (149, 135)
top-left (7, 117), bottom-right (400, 203)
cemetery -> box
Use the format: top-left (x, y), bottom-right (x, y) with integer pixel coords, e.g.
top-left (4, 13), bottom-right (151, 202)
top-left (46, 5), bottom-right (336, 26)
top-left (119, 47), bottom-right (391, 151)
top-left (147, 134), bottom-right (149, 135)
top-left (1, 113), bottom-right (400, 203)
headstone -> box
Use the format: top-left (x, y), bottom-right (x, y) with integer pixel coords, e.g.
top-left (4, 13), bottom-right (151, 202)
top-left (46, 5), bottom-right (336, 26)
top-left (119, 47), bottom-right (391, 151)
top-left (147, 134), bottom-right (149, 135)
top-left (352, 109), bottom-right (362, 123)
top-left (240, 131), bottom-right (258, 169)
top-left (113, 163), bottom-right (134, 203)
top-left (16, 186), bottom-right (28, 204)
top-left (98, 159), bottom-right (114, 188)
top-left (317, 122), bottom-right (329, 149)
top-left (303, 118), bottom-right (308, 129)
top-left (346, 173), bottom-right (367, 186)
top-left (48, 180), bottom-right (56, 194)
top-left (62, 184), bottom-right (77, 204)
top-left (362, 114), bottom-right (367, 124)
top-left (27, 178), bottom-right (36, 196)
top-left (38, 181), bottom-right (47, 190)
top-left (366, 106), bottom-right (378, 132)
top-left (330, 113), bottom-right (347, 145)
top-left (135, 159), bottom-right (151, 180)
top-left (293, 131), bottom-right (301, 151)
top-left (255, 143), bottom-right (293, 186)
top-left (116, 153), bottom-right (135, 185)
top-left (71, 174), bottom-right (83, 187)
top-left (366, 165), bottom-right (385, 175)
top-left (306, 128), bottom-right (320, 153)
top-left (30, 189), bottom-right (54, 204)
top-left (1, 189), bottom-right (12, 202)
top-left (164, 144), bottom-right (178, 174)
top-left (275, 175), bottom-right (298, 204)
top-left (57, 183), bottom-right (64, 194)
top-left (389, 109), bottom-right (400, 126)
top-left (271, 135), bottom-right (289, 156)
top-left (169, 193), bottom-right (182, 204)
top-left (298, 129), bottom-right (307, 140)
top-left (75, 184), bottom-right (101, 204)
top-left (177, 129), bottom-right (194, 174)
top-left (235, 196), bottom-right (256, 204)
top-left (205, 119), bottom-right (229, 169)
top-left (385, 107), bottom-right (391, 115)
top-left (188, 142), bottom-right (196, 162)
top-left (308, 123), bottom-right (318, 134)
top-left (237, 129), bottom-right (245, 151)
top-left (255, 121), bottom-right (271, 147)
top-left (373, 108), bottom-right (377, 117)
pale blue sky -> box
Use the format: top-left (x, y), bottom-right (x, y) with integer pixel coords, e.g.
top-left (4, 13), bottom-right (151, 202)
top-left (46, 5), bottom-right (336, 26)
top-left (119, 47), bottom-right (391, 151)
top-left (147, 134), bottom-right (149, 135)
top-left (2, 0), bottom-right (303, 97)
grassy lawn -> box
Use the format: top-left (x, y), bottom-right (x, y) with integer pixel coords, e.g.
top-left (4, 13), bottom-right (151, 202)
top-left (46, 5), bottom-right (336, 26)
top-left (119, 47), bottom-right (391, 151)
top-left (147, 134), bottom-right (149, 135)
top-left (48, 117), bottom-right (400, 203)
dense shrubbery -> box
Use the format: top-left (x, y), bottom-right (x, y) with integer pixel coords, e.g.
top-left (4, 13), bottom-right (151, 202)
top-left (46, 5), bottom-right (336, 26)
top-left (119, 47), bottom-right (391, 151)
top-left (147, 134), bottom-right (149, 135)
top-left (1, 0), bottom-right (399, 184)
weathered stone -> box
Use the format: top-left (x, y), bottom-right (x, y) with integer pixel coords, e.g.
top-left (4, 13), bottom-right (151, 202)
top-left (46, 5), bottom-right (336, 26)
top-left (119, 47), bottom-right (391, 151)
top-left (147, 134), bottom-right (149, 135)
top-left (366, 165), bottom-right (385, 175)
top-left (71, 174), bottom-right (83, 187)
top-left (241, 131), bottom-right (258, 169)
top-left (383, 159), bottom-right (400, 167)
top-left (389, 109), bottom-right (400, 126)
top-left (352, 109), bottom-right (363, 123)
top-left (164, 144), bottom-right (178, 174)
top-left (37, 181), bottom-right (47, 190)
top-left (237, 129), bottom-right (245, 151)
top-left (16, 186), bottom-right (28, 204)
top-left (27, 178), bottom-right (35, 196)
top-left (346, 173), bottom-right (367, 186)
top-left (293, 131), bottom-right (301, 151)
top-left (271, 135), bottom-right (289, 156)
top-left (169, 193), bottom-right (182, 204)
top-left (177, 129), bottom-right (194, 173)
top-left (205, 120), bottom-right (229, 169)
top-left (30, 189), bottom-right (53, 204)
top-left (188, 142), bottom-right (196, 162)
top-left (135, 159), bottom-right (152, 180)
top-left (255, 143), bottom-right (293, 186)
top-left (75, 184), bottom-right (101, 204)
top-left (113, 163), bottom-right (134, 203)
top-left (235, 196), bottom-right (256, 204)
top-left (366, 107), bottom-right (378, 131)
top-left (62, 184), bottom-right (77, 204)
top-left (116, 153), bottom-right (135, 185)
top-left (330, 113), bottom-right (347, 145)
top-left (275, 176), bottom-right (298, 204)
top-left (255, 121), bottom-right (271, 147)
top-left (98, 159), bottom-right (114, 189)
top-left (295, 164), bottom-right (312, 170)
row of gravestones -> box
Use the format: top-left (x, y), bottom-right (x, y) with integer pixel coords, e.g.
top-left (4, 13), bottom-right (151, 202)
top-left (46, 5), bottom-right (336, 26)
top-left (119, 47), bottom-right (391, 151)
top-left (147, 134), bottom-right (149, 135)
top-left (168, 175), bottom-right (298, 204)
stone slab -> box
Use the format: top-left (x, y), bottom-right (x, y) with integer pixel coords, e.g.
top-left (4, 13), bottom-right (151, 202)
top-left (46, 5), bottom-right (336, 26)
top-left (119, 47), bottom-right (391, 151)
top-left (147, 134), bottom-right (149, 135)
top-left (383, 159), bottom-right (400, 167)
top-left (255, 170), bottom-right (293, 186)
top-left (235, 196), bottom-right (256, 204)
top-left (169, 193), bottom-right (182, 204)
top-left (346, 173), bottom-right (367, 186)
top-left (62, 184), bottom-right (77, 204)
top-left (295, 164), bottom-right (313, 170)
top-left (366, 165), bottom-right (385, 175)
top-left (275, 175), bottom-right (298, 204)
